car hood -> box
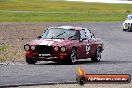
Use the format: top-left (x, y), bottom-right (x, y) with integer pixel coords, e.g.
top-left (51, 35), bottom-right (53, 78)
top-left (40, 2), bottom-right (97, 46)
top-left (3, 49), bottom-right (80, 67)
top-left (124, 20), bottom-right (132, 24)
top-left (27, 38), bottom-right (78, 47)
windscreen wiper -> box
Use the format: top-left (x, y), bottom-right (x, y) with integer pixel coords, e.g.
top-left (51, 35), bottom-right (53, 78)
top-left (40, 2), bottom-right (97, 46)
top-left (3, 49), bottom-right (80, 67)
top-left (51, 31), bottom-right (68, 39)
top-left (68, 35), bottom-right (77, 39)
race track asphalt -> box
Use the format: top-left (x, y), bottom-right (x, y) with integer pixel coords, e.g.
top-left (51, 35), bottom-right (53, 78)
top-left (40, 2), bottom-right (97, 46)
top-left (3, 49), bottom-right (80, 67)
top-left (0, 22), bottom-right (132, 87)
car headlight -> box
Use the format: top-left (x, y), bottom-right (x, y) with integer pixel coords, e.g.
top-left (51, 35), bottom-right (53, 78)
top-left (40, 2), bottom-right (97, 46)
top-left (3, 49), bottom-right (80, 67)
top-left (124, 23), bottom-right (127, 25)
top-left (54, 46), bottom-right (59, 51)
top-left (61, 46), bottom-right (66, 52)
top-left (31, 45), bottom-right (35, 50)
top-left (24, 44), bottom-right (30, 51)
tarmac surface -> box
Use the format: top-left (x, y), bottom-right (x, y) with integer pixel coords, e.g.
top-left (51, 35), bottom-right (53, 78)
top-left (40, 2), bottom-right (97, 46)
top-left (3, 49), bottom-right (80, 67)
top-left (0, 22), bottom-right (132, 87)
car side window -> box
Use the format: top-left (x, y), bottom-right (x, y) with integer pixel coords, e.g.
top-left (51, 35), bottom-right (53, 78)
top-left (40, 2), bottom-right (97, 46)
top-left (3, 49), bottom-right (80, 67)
top-left (91, 33), bottom-right (95, 38)
top-left (69, 30), bottom-right (80, 40)
top-left (80, 29), bottom-right (86, 39)
top-left (75, 30), bottom-right (80, 40)
top-left (85, 29), bottom-right (92, 39)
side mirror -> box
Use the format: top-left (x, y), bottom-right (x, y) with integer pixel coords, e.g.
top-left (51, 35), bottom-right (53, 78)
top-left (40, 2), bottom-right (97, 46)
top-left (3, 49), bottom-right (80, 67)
top-left (80, 39), bottom-right (83, 42)
top-left (80, 38), bottom-right (86, 42)
top-left (37, 36), bottom-right (42, 38)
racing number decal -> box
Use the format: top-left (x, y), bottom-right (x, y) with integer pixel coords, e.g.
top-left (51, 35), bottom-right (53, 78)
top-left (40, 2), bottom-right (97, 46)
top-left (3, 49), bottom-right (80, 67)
top-left (86, 44), bottom-right (90, 54)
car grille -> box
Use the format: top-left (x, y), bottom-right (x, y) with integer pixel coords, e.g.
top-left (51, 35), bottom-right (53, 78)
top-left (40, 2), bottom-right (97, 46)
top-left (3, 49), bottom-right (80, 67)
top-left (35, 45), bottom-right (53, 54)
top-left (128, 23), bottom-right (132, 26)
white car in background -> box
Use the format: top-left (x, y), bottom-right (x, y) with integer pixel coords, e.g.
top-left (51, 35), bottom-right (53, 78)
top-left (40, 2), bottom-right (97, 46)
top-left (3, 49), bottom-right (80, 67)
top-left (123, 14), bottom-right (132, 31)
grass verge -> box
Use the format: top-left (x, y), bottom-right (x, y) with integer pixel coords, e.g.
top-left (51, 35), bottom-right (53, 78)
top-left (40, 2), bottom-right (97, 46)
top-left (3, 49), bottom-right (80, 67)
top-left (0, 0), bottom-right (132, 22)
top-left (0, 44), bottom-right (24, 62)
top-left (0, 45), bottom-right (10, 62)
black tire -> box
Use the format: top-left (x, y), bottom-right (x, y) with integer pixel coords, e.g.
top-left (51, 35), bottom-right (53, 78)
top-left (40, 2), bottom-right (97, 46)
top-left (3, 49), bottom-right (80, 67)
top-left (91, 48), bottom-right (102, 62)
top-left (123, 29), bottom-right (126, 31)
top-left (77, 76), bottom-right (86, 85)
top-left (69, 48), bottom-right (77, 64)
top-left (26, 57), bottom-right (37, 64)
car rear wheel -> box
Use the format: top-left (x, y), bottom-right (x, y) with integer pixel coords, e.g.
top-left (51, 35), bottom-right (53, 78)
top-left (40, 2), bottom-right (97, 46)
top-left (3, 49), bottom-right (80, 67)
top-left (69, 48), bottom-right (77, 64)
top-left (91, 48), bottom-right (102, 62)
top-left (26, 57), bottom-right (37, 64)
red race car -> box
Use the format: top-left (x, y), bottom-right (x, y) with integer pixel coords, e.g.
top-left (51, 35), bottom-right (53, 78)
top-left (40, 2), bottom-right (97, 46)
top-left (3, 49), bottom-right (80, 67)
top-left (24, 26), bottom-right (104, 64)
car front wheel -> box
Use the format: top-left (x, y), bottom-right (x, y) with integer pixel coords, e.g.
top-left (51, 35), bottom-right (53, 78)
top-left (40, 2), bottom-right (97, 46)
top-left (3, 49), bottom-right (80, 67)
top-left (26, 57), bottom-right (37, 64)
top-left (91, 48), bottom-right (102, 62)
top-left (123, 28), bottom-right (126, 31)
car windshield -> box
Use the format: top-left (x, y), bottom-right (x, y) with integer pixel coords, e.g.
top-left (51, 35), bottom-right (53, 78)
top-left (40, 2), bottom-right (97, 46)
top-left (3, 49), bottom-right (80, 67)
top-left (42, 28), bottom-right (79, 39)
top-left (126, 15), bottom-right (132, 20)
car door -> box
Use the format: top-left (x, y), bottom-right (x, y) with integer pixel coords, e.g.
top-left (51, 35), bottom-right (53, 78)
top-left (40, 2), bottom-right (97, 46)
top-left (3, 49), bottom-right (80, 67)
top-left (77, 29), bottom-right (89, 59)
top-left (87, 30), bottom-right (97, 56)
top-left (84, 29), bottom-right (94, 58)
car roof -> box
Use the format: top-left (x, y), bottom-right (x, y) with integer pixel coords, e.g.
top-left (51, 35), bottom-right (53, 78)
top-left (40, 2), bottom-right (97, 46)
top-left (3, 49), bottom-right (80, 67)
top-left (49, 26), bottom-right (87, 31)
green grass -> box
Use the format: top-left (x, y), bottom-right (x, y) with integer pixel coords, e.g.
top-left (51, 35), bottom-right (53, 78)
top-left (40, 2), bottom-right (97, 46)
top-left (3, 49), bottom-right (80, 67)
top-left (0, 45), bottom-right (10, 62)
top-left (0, 0), bottom-right (132, 22)
top-left (0, 45), bottom-right (8, 52)
top-left (0, 45), bottom-right (23, 62)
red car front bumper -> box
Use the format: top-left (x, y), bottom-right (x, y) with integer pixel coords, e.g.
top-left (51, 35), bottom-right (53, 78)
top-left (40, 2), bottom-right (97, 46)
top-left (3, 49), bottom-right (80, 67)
top-left (25, 51), bottom-right (68, 61)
